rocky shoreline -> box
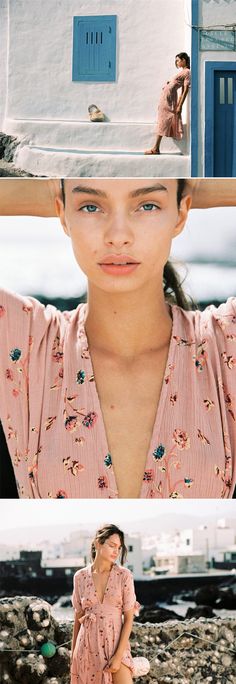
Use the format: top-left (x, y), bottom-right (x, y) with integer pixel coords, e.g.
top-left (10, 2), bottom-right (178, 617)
top-left (0, 132), bottom-right (34, 176)
top-left (0, 596), bottom-right (235, 683)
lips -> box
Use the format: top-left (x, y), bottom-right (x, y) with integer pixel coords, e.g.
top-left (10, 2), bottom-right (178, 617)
top-left (99, 254), bottom-right (140, 265)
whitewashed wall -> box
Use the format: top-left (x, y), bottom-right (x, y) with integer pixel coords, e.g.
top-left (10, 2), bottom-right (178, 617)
top-left (4, 0), bottom-right (188, 123)
top-left (199, 0), bottom-right (236, 175)
top-left (0, 1), bottom-right (8, 127)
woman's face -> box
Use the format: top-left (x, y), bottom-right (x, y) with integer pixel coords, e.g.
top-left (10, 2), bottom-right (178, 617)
top-left (56, 179), bottom-right (191, 296)
top-left (96, 533), bottom-right (122, 563)
top-left (175, 56), bottom-right (186, 69)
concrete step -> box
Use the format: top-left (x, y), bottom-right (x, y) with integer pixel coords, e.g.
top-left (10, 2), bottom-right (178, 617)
top-left (5, 117), bottom-right (189, 155)
top-left (14, 143), bottom-right (190, 177)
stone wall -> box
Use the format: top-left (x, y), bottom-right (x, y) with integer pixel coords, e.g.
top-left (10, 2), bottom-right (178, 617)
top-left (0, 596), bottom-right (235, 683)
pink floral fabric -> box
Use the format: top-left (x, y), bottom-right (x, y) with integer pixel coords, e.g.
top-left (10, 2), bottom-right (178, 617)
top-left (0, 289), bottom-right (236, 499)
top-left (71, 564), bottom-right (137, 683)
top-left (156, 67), bottom-right (191, 138)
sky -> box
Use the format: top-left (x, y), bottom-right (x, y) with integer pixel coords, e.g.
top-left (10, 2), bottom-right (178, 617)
top-left (0, 499), bottom-right (235, 543)
top-left (0, 206), bottom-right (236, 301)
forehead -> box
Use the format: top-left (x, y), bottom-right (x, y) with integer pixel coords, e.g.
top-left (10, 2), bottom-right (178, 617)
top-left (64, 178), bottom-right (178, 199)
top-left (105, 533), bottom-right (122, 546)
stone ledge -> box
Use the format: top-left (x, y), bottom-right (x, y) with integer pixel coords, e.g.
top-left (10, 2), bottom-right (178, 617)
top-left (14, 145), bottom-right (190, 177)
top-left (0, 596), bottom-right (235, 684)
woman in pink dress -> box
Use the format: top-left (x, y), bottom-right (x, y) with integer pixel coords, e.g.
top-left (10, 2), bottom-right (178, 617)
top-left (0, 179), bottom-right (236, 499)
top-left (145, 52), bottom-right (191, 155)
top-left (70, 523), bottom-right (138, 683)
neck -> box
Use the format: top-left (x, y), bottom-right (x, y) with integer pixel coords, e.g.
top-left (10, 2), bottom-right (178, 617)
top-left (92, 559), bottom-right (112, 573)
top-left (85, 280), bottom-right (172, 359)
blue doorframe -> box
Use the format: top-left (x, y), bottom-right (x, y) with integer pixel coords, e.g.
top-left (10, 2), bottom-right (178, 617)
top-left (205, 61), bottom-right (236, 176)
top-left (191, 0), bottom-right (199, 177)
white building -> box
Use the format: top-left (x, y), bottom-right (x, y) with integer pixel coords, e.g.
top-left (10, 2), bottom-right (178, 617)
top-left (192, 0), bottom-right (236, 176)
top-left (0, 0), bottom-right (191, 176)
top-left (154, 551), bottom-right (206, 574)
top-left (60, 529), bottom-right (143, 577)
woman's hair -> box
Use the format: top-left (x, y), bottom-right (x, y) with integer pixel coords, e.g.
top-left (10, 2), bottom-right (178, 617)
top-left (165, 178), bottom-right (194, 311)
top-left (60, 178), bottom-right (194, 311)
top-left (91, 524), bottom-right (127, 565)
top-left (175, 52), bottom-right (190, 69)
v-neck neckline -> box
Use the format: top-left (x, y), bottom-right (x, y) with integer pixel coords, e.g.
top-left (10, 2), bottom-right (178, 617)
top-left (89, 562), bottom-right (114, 605)
top-left (79, 303), bottom-right (177, 498)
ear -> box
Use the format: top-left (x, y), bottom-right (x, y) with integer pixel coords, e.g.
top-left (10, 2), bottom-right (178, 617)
top-left (55, 195), bottom-right (71, 237)
top-left (173, 193), bottom-right (192, 238)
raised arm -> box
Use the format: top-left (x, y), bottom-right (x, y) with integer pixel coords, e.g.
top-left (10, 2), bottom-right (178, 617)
top-left (185, 179), bottom-right (236, 209)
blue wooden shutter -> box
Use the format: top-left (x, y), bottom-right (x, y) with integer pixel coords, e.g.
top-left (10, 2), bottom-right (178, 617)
top-left (72, 15), bottom-right (117, 82)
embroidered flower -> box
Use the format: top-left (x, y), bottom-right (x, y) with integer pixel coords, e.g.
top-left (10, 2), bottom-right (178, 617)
top-left (98, 475), bottom-right (108, 489)
top-left (173, 429), bottom-right (190, 451)
top-left (56, 489), bottom-right (68, 498)
top-left (170, 393), bottom-right (177, 406)
top-left (221, 352), bottom-right (236, 370)
top-left (12, 389), bottom-right (20, 398)
top-left (0, 305), bottom-right (6, 317)
top-left (82, 411), bottom-right (98, 429)
top-left (104, 453), bottom-right (112, 468)
top-left (75, 436), bottom-right (85, 446)
top-left (64, 415), bottom-right (78, 432)
top-left (197, 429), bottom-right (210, 445)
top-left (5, 369), bottom-right (14, 381)
top-left (169, 491), bottom-right (183, 498)
top-left (143, 469), bottom-right (154, 481)
top-left (203, 398), bottom-right (215, 411)
top-left (76, 370), bottom-right (86, 385)
top-left (184, 477), bottom-right (194, 488)
top-left (63, 457), bottom-right (85, 476)
top-left (153, 444), bottom-right (166, 460)
top-left (45, 416), bottom-right (57, 431)
top-left (10, 348), bottom-right (21, 362)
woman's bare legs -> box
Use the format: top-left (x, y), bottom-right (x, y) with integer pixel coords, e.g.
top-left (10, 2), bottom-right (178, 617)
top-left (144, 135), bottom-right (162, 154)
top-left (112, 664), bottom-right (133, 683)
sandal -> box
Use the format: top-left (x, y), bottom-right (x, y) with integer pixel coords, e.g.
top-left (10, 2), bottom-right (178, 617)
top-left (144, 148), bottom-right (160, 155)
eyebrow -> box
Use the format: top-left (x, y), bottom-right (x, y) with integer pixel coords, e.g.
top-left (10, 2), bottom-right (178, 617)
top-left (71, 183), bottom-right (168, 199)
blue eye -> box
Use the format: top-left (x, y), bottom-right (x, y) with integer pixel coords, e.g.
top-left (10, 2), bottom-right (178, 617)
top-left (81, 204), bottom-right (98, 213)
top-left (141, 203), bottom-right (158, 211)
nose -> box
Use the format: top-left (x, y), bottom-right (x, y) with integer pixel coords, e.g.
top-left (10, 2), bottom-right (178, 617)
top-left (104, 211), bottom-right (134, 248)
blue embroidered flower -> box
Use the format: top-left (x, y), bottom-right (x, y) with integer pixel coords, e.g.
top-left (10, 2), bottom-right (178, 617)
top-left (153, 444), bottom-right (166, 460)
top-left (104, 453), bottom-right (112, 468)
top-left (10, 348), bottom-right (21, 362)
top-left (76, 370), bottom-right (86, 384)
top-left (184, 477), bottom-right (194, 487)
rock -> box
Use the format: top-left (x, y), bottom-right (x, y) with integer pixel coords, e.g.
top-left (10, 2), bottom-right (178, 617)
top-left (185, 605), bottom-right (216, 619)
top-left (195, 585), bottom-right (220, 607)
top-left (0, 596), bottom-right (235, 683)
top-left (137, 604), bottom-right (184, 623)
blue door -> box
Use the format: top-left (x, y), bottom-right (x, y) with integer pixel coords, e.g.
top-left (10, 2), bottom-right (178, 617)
top-left (72, 16), bottom-right (117, 82)
top-left (214, 71), bottom-right (236, 176)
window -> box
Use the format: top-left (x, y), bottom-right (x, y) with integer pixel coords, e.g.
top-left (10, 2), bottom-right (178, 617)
top-left (200, 30), bottom-right (236, 52)
top-left (72, 15), bottom-right (117, 82)
top-left (65, 568), bottom-right (72, 575)
top-left (128, 545), bottom-right (133, 552)
top-left (45, 569), bottom-right (53, 576)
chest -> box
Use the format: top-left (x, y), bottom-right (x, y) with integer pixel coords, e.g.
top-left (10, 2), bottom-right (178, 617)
top-left (91, 571), bottom-right (111, 604)
top-left (91, 349), bottom-right (169, 498)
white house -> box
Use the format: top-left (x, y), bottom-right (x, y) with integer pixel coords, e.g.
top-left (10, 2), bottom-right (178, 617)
top-left (192, 0), bottom-right (236, 176)
top-left (0, 0), bottom-right (191, 176)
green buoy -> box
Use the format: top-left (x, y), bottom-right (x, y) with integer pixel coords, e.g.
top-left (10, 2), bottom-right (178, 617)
top-left (41, 641), bottom-right (57, 658)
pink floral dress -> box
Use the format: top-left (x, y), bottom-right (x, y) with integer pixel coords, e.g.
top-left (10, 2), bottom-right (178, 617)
top-left (156, 67), bottom-right (191, 139)
top-left (71, 564), bottom-right (137, 683)
top-left (0, 289), bottom-right (235, 499)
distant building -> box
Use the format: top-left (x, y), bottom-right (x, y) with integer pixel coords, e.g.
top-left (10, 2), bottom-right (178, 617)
top-left (154, 551), bottom-right (206, 574)
top-left (61, 530), bottom-right (143, 578)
